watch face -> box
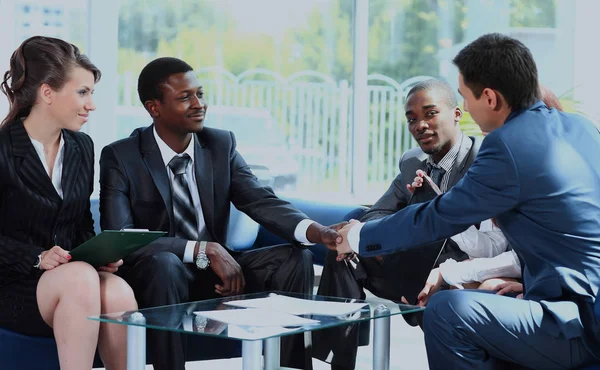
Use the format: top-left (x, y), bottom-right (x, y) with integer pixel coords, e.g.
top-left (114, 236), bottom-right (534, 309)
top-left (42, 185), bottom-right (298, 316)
top-left (196, 255), bottom-right (210, 269)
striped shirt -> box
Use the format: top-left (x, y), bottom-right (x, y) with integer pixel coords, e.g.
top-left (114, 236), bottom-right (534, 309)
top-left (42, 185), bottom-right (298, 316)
top-left (425, 133), bottom-right (463, 192)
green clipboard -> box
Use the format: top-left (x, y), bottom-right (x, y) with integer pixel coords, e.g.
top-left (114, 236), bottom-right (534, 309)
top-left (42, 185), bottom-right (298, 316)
top-left (69, 230), bottom-right (167, 267)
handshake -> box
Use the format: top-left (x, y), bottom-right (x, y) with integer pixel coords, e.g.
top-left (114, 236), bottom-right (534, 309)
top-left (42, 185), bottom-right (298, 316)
top-left (306, 220), bottom-right (361, 261)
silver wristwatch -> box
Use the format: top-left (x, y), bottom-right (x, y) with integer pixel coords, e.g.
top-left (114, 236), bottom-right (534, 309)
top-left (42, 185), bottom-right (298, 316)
top-left (195, 241), bottom-right (210, 270)
top-left (33, 253), bottom-right (43, 270)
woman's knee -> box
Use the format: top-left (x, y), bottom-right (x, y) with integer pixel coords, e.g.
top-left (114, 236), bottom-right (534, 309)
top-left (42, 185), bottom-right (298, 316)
top-left (37, 262), bottom-right (101, 322)
top-left (98, 273), bottom-right (137, 313)
top-left (46, 261), bottom-right (100, 298)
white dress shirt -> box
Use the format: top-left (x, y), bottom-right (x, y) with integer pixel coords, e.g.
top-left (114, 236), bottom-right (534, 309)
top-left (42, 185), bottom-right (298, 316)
top-left (441, 219), bottom-right (521, 287)
top-left (347, 218), bottom-right (521, 288)
top-left (425, 132), bottom-right (463, 193)
top-left (30, 134), bottom-right (65, 199)
top-left (439, 250), bottom-right (522, 288)
top-left (451, 219), bottom-right (508, 258)
top-left (153, 128), bottom-right (313, 263)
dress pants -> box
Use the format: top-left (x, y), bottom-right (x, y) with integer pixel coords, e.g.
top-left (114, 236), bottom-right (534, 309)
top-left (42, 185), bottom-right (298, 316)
top-left (118, 244), bottom-right (314, 370)
top-left (312, 250), bottom-right (418, 369)
top-left (313, 239), bottom-right (467, 369)
top-left (424, 290), bottom-right (598, 370)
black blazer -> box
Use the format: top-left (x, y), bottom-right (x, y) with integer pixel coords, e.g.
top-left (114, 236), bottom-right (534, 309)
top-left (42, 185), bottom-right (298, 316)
top-left (99, 125), bottom-right (308, 263)
top-left (0, 120), bottom-right (95, 283)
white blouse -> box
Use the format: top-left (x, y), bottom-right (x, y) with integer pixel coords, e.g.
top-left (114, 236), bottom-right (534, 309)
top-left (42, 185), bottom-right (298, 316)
top-left (30, 134), bottom-right (65, 199)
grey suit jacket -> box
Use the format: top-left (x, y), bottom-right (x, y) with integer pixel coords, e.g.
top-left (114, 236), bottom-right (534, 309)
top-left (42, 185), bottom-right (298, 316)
top-left (361, 133), bottom-right (481, 223)
top-left (99, 125), bottom-right (308, 263)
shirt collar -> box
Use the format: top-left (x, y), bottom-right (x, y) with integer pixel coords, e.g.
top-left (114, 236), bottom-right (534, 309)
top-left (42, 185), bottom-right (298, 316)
top-left (426, 132), bottom-right (463, 173)
top-left (29, 132), bottom-right (65, 157)
top-left (505, 100), bottom-right (546, 124)
top-left (153, 126), bottom-right (195, 168)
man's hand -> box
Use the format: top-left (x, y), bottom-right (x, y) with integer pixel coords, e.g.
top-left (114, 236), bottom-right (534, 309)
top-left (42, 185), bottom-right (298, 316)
top-left (334, 220), bottom-right (359, 258)
top-left (406, 169), bottom-right (442, 195)
top-left (493, 281), bottom-right (524, 299)
top-left (326, 221), bottom-right (359, 262)
top-left (306, 222), bottom-right (342, 250)
top-left (406, 169), bottom-right (426, 194)
top-left (415, 268), bottom-right (444, 307)
top-left (39, 246), bottom-right (71, 271)
top-left (97, 259), bottom-right (123, 273)
top-left (205, 242), bottom-right (245, 296)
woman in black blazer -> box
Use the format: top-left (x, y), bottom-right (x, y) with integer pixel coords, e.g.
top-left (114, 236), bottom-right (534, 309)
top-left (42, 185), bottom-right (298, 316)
top-left (0, 36), bottom-right (137, 370)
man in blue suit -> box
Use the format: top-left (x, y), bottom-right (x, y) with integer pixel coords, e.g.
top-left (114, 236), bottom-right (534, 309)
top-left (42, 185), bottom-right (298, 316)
top-left (334, 33), bottom-right (600, 369)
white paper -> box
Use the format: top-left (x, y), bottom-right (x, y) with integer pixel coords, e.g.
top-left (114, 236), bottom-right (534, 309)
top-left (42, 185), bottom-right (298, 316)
top-left (193, 308), bottom-right (319, 327)
top-left (224, 294), bottom-right (368, 316)
top-left (226, 325), bottom-right (302, 340)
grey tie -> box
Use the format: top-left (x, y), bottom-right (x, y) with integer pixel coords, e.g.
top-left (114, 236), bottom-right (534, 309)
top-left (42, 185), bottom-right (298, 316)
top-left (168, 154), bottom-right (199, 240)
top-left (427, 164), bottom-right (446, 192)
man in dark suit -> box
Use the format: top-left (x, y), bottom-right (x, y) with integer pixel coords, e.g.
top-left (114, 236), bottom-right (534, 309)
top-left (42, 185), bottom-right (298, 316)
top-left (313, 79), bottom-right (482, 369)
top-left (335, 33), bottom-right (600, 369)
top-left (99, 57), bottom-right (341, 370)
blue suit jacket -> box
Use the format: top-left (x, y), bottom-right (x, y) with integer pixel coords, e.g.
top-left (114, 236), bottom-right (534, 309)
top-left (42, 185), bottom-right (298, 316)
top-left (359, 101), bottom-right (600, 354)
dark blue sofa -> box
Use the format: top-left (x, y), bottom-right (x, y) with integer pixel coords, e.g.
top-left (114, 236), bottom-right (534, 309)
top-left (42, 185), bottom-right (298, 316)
top-left (0, 197), bottom-right (365, 369)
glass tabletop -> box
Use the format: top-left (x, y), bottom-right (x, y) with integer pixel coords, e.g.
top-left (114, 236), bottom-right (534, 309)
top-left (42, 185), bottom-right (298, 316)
top-left (89, 291), bottom-right (424, 341)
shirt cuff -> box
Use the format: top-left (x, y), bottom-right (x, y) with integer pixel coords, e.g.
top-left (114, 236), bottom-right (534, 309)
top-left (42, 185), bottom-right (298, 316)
top-left (183, 241), bottom-right (196, 263)
top-left (439, 258), bottom-right (470, 289)
top-left (294, 219), bottom-right (315, 245)
top-left (347, 222), bottom-right (364, 254)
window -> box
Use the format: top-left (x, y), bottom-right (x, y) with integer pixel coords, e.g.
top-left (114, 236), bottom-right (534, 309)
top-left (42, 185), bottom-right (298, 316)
top-left (1, 0), bottom-right (598, 204)
top-left (116, 0), bottom-right (353, 200)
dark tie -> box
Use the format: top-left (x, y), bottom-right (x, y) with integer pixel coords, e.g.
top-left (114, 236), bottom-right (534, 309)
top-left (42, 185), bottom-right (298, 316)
top-left (427, 164), bottom-right (446, 191)
top-left (168, 154), bottom-right (199, 240)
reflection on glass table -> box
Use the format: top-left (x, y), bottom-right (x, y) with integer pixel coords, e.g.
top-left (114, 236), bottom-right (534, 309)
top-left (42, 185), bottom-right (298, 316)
top-left (90, 291), bottom-right (424, 370)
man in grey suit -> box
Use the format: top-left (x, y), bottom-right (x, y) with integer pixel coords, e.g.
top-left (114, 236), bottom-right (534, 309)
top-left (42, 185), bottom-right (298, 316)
top-left (313, 79), bottom-right (482, 370)
top-left (99, 57), bottom-right (341, 370)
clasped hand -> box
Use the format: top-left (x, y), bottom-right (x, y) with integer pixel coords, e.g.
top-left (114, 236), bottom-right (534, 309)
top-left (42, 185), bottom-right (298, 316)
top-left (318, 220), bottom-right (359, 261)
top-left (204, 242), bottom-right (245, 296)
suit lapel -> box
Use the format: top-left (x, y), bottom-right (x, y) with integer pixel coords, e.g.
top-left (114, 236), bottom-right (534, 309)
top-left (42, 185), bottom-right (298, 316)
top-left (447, 133), bottom-right (474, 188)
top-left (10, 121), bottom-right (61, 202)
top-left (60, 130), bottom-right (81, 201)
top-left (140, 126), bottom-right (174, 230)
top-left (194, 133), bottom-right (215, 238)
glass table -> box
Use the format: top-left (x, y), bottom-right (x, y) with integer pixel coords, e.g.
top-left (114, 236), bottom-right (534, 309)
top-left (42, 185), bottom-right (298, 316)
top-left (89, 291), bottom-right (425, 370)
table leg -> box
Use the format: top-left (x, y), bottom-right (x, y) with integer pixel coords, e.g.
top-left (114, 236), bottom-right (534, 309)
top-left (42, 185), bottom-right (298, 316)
top-left (264, 337), bottom-right (281, 370)
top-left (373, 304), bottom-right (391, 370)
top-left (242, 340), bottom-right (263, 370)
top-left (127, 312), bottom-right (146, 370)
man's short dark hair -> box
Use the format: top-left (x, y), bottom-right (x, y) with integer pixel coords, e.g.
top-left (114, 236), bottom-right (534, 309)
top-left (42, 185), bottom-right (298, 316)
top-left (406, 79), bottom-right (458, 108)
top-left (137, 57), bottom-right (193, 105)
top-left (453, 33), bottom-right (539, 111)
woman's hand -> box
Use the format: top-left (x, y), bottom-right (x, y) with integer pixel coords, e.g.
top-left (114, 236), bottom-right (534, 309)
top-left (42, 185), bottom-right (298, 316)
top-left (401, 268), bottom-right (444, 307)
top-left (39, 246), bottom-right (71, 271)
top-left (97, 259), bottom-right (124, 274)
top-left (493, 281), bottom-right (524, 299)
top-left (416, 268), bottom-right (445, 306)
